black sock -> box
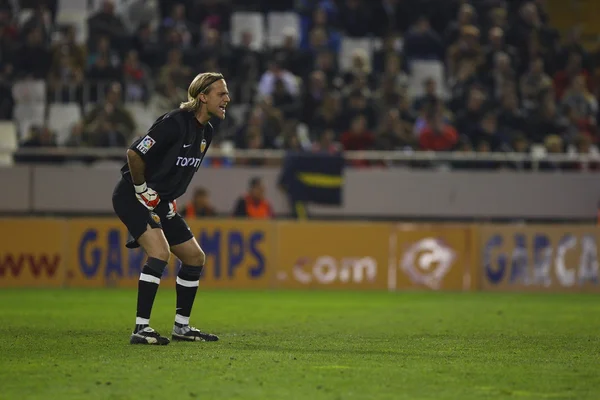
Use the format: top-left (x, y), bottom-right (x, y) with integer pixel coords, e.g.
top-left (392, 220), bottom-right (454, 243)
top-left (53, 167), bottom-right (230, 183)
top-left (134, 257), bottom-right (167, 333)
top-left (175, 265), bottom-right (203, 327)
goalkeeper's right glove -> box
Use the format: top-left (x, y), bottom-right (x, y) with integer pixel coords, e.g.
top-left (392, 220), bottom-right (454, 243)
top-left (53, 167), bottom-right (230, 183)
top-left (134, 182), bottom-right (160, 210)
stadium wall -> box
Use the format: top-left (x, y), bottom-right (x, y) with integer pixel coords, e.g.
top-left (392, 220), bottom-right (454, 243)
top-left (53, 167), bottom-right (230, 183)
top-left (1, 218), bottom-right (598, 292)
top-left (0, 166), bottom-right (599, 219)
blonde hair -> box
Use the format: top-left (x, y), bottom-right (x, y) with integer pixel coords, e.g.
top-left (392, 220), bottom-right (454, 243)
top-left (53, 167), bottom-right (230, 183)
top-left (179, 72), bottom-right (224, 112)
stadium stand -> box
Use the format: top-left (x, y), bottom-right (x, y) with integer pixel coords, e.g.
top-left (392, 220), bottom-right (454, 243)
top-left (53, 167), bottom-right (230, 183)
top-left (1, 0), bottom-right (600, 171)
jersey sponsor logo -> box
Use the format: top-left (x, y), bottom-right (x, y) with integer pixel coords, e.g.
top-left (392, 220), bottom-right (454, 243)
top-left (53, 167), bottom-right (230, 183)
top-left (183, 144), bottom-right (192, 148)
top-left (176, 156), bottom-right (203, 167)
top-left (136, 135), bottom-right (156, 154)
top-left (200, 139), bottom-right (207, 153)
top-left (150, 212), bottom-right (160, 224)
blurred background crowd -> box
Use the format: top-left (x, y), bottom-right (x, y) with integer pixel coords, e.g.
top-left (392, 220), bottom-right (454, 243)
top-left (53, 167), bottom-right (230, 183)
top-left (1, 0), bottom-right (600, 170)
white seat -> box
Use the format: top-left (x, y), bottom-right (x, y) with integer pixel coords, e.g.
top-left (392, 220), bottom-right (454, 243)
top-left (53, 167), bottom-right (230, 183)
top-left (12, 79), bottom-right (47, 104)
top-left (14, 103), bottom-right (46, 140)
top-left (0, 121), bottom-right (18, 166)
top-left (266, 12), bottom-right (300, 48)
top-left (47, 103), bottom-right (82, 145)
top-left (230, 12), bottom-right (265, 51)
top-left (125, 102), bottom-right (154, 136)
top-left (55, 11), bottom-right (88, 44)
top-left (17, 9), bottom-right (33, 26)
top-left (338, 37), bottom-right (374, 72)
top-left (57, 0), bottom-right (89, 14)
top-left (407, 60), bottom-right (447, 101)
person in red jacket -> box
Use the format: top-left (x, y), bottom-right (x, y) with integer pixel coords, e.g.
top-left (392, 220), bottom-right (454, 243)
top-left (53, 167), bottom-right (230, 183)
top-left (419, 114), bottom-right (459, 151)
top-left (233, 177), bottom-right (274, 219)
top-left (340, 114), bottom-right (375, 166)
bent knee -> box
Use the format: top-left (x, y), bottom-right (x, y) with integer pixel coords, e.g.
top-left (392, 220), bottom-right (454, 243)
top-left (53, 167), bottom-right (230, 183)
top-left (148, 246), bottom-right (170, 262)
top-left (191, 249), bottom-right (205, 267)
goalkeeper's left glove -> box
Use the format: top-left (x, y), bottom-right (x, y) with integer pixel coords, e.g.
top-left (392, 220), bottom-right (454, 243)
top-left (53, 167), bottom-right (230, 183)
top-left (166, 200), bottom-right (177, 219)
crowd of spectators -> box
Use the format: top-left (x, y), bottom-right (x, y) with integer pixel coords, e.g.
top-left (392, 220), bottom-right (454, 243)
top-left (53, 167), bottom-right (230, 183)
top-left (2, 0), bottom-right (600, 170)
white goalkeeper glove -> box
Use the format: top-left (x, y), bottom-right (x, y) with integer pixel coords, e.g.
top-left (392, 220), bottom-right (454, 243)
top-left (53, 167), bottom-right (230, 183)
top-left (166, 200), bottom-right (177, 219)
top-left (134, 182), bottom-right (160, 210)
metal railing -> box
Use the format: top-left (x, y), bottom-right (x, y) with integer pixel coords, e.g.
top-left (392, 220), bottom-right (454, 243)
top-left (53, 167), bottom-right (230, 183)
top-left (2, 147), bottom-right (600, 171)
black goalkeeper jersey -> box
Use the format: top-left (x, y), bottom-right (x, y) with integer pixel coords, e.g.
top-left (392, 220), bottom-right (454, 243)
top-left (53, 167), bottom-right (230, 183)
top-left (120, 108), bottom-right (214, 201)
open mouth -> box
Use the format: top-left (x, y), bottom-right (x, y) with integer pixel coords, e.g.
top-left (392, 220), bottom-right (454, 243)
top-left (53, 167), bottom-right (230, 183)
top-left (219, 105), bottom-right (227, 112)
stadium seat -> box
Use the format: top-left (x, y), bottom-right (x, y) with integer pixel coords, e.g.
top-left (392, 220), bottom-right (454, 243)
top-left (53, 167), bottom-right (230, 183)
top-left (407, 60), bottom-right (447, 101)
top-left (55, 11), bottom-right (88, 44)
top-left (13, 103), bottom-right (46, 140)
top-left (266, 12), bottom-right (300, 48)
top-left (0, 121), bottom-right (18, 166)
top-left (12, 79), bottom-right (47, 104)
top-left (17, 8), bottom-right (33, 26)
top-left (57, 0), bottom-right (89, 14)
top-left (226, 104), bottom-right (249, 128)
top-left (126, 102), bottom-right (156, 136)
top-left (47, 103), bottom-right (82, 145)
top-left (338, 37), bottom-right (374, 72)
top-left (230, 12), bottom-right (265, 51)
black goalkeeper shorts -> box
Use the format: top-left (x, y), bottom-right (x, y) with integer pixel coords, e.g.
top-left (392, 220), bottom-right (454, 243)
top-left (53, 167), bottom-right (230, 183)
top-left (112, 178), bottom-right (193, 249)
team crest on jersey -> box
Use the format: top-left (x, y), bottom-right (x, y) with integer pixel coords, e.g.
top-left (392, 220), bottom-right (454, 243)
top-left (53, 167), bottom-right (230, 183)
top-left (150, 212), bottom-right (160, 224)
top-left (136, 135), bottom-right (155, 154)
top-left (200, 139), bottom-right (207, 153)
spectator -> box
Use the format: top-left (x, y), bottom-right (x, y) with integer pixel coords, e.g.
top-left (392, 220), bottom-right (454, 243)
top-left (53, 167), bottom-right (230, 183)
top-left (160, 3), bottom-right (195, 49)
top-left (508, 133), bottom-right (532, 171)
top-left (483, 51), bottom-right (517, 102)
top-left (312, 128), bottom-right (341, 154)
top-left (158, 48), bottom-right (192, 93)
top-left (554, 52), bottom-right (591, 101)
top-left (340, 114), bottom-right (375, 151)
top-left (370, 0), bottom-right (413, 37)
top-left (419, 111), bottom-right (459, 152)
top-left (520, 57), bottom-right (552, 111)
top-left (373, 34), bottom-right (402, 74)
top-left (0, 64), bottom-right (13, 119)
top-left (87, 0), bottom-right (128, 50)
top-left (561, 74), bottom-right (598, 129)
top-left (233, 177), bottom-right (274, 218)
top-left (274, 27), bottom-right (312, 78)
top-left (455, 87), bottom-right (488, 139)
top-left (447, 25), bottom-right (484, 79)
top-left (83, 82), bottom-right (136, 142)
top-left (125, 0), bottom-right (160, 33)
top-left (444, 3), bottom-right (477, 46)
top-left (185, 187), bottom-right (217, 218)
top-left (15, 27), bottom-right (51, 79)
top-left (571, 134), bottom-right (600, 171)
top-left (189, 0), bottom-right (232, 33)
top-left (257, 55), bottom-right (300, 99)
top-left (87, 35), bottom-right (120, 69)
top-left (51, 26), bottom-right (86, 73)
top-left (470, 112), bottom-right (509, 152)
top-left (526, 97), bottom-right (566, 144)
top-left (339, 0), bottom-right (371, 38)
top-left (230, 30), bottom-right (262, 103)
top-left (301, 70), bottom-right (327, 125)
top-left (375, 108), bottom-right (415, 150)
top-left (48, 53), bottom-right (84, 102)
top-left (403, 16), bottom-right (444, 64)
top-left (413, 77), bottom-right (439, 114)
top-left (539, 134), bottom-right (565, 171)
top-left (497, 90), bottom-right (527, 136)
top-left (122, 50), bottom-right (151, 102)
top-left (483, 27), bottom-right (518, 73)
top-left (301, 6), bottom-right (341, 53)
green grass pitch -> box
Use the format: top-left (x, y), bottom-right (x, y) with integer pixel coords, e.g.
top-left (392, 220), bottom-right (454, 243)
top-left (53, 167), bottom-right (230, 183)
top-left (0, 289), bottom-right (598, 400)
